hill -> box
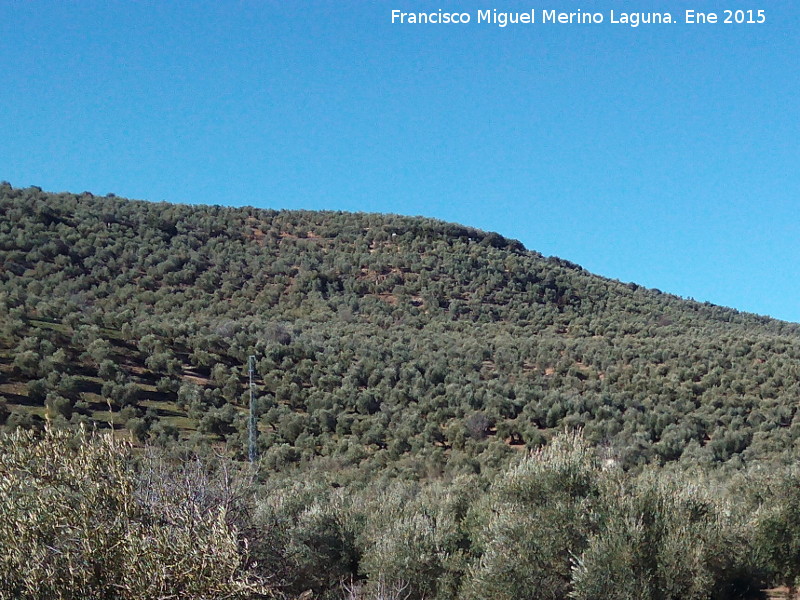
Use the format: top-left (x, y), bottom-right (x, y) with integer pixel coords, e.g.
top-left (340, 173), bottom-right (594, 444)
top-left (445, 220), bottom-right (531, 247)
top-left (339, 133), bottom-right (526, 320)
top-left (2, 182), bottom-right (800, 473)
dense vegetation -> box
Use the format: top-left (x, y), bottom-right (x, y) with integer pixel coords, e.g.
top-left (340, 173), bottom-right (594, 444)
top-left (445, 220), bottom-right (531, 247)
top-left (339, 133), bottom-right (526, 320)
top-left (3, 183), bottom-right (800, 471)
top-left (3, 183), bottom-right (800, 598)
top-left (6, 426), bottom-right (800, 600)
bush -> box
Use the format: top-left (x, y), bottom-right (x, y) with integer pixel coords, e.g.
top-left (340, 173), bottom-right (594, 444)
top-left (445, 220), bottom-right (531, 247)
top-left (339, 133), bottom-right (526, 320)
top-left (755, 467), bottom-right (800, 596)
top-left (462, 431), bottom-right (603, 600)
top-left (358, 478), bottom-right (476, 600)
top-left (0, 426), bottom-right (269, 600)
top-left (252, 479), bottom-right (361, 598)
top-left (571, 470), bottom-right (757, 600)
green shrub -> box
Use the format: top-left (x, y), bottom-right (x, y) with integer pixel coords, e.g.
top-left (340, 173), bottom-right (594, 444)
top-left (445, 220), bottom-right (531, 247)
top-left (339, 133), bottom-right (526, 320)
top-left (0, 426), bottom-right (269, 600)
top-left (755, 467), bottom-right (800, 596)
top-left (251, 479), bottom-right (362, 599)
top-left (357, 478), bottom-right (476, 600)
top-left (462, 431), bottom-right (603, 600)
top-left (570, 470), bottom-right (756, 600)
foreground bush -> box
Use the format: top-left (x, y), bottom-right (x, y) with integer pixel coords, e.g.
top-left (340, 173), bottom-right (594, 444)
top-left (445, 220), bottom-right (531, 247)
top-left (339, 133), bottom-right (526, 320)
top-left (755, 467), bottom-right (800, 597)
top-left (462, 431), bottom-right (603, 600)
top-left (570, 470), bottom-right (760, 600)
top-left (251, 479), bottom-right (362, 599)
top-left (0, 426), bottom-right (269, 600)
top-left (357, 477), bottom-right (477, 600)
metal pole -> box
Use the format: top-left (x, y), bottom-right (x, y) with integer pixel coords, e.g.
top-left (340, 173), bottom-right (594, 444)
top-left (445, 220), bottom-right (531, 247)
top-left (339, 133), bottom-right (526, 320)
top-left (248, 355), bottom-right (257, 463)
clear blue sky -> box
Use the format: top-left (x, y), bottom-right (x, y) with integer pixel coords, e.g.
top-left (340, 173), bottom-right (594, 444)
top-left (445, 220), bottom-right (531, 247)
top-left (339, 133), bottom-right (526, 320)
top-left (2, 1), bottom-right (799, 321)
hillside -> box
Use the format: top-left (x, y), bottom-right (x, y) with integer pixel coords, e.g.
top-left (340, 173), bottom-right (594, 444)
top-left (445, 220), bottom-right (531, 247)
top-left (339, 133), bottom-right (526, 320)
top-left (2, 182), bottom-right (800, 473)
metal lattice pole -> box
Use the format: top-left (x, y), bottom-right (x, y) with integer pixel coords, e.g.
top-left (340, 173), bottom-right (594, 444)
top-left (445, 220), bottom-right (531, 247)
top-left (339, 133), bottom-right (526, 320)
top-left (248, 355), bottom-right (257, 463)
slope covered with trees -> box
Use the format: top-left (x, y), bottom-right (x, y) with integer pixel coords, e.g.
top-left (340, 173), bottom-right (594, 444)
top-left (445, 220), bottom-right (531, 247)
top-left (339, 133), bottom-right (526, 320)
top-left (2, 182), bottom-right (800, 475)
top-left (6, 184), bottom-right (800, 600)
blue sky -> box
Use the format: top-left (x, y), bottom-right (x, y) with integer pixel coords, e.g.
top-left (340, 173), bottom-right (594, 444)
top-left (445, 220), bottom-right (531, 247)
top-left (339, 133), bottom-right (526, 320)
top-left (2, 1), bottom-right (799, 321)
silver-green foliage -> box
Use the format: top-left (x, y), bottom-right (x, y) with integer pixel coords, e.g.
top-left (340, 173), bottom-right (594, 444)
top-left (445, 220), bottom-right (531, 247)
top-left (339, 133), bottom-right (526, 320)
top-left (570, 470), bottom-right (748, 600)
top-left (755, 467), bottom-right (800, 594)
top-left (253, 479), bottom-right (362, 598)
top-left (357, 477), bottom-right (477, 600)
top-left (462, 430), bottom-right (603, 600)
top-left (0, 427), bottom-right (267, 600)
